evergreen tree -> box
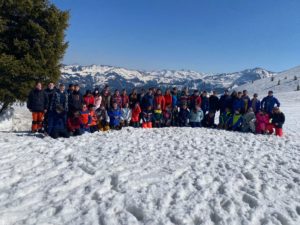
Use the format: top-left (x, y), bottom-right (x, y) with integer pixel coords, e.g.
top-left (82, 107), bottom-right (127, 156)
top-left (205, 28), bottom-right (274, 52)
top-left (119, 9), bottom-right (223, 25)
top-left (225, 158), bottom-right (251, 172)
top-left (0, 0), bottom-right (69, 113)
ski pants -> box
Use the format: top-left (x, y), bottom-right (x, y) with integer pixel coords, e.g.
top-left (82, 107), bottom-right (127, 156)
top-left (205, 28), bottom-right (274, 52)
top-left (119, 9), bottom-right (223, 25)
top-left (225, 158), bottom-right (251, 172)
top-left (32, 112), bottom-right (44, 132)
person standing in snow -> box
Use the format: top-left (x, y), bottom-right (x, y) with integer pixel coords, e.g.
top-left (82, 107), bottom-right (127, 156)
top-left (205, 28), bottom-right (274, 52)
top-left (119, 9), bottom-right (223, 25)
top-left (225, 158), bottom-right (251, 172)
top-left (171, 87), bottom-right (178, 109)
top-left (154, 89), bottom-right (166, 111)
top-left (141, 88), bottom-right (154, 111)
top-left (200, 91), bottom-right (209, 115)
top-left (27, 82), bottom-right (48, 133)
top-left (209, 91), bottom-right (220, 114)
top-left (50, 84), bottom-right (69, 113)
top-left (250, 93), bottom-right (261, 114)
top-left (101, 85), bottom-right (111, 110)
top-left (93, 88), bottom-right (102, 110)
top-left (232, 91), bottom-right (244, 113)
top-left (83, 90), bottom-right (95, 106)
top-left (189, 90), bottom-right (202, 110)
top-left (131, 103), bottom-right (142, 128)
top-left (179, 87), bottom-right (190, 107)
top-left (261, 91), bottom-right (280, 116)
top-left (129, 89), bottom-right (139, 109)
top-left (267, 107), bottom-right (285, 137)
top-left (121, 89), bottom-right (129, 108)
top-left (219, 90), bottom-right (231, 114)
top-left (241, 90), bottom-right (251, 114)
top-left (164, 89), bottom-right (173, 110)
top-left (69, 84), bottom-right (83, 113)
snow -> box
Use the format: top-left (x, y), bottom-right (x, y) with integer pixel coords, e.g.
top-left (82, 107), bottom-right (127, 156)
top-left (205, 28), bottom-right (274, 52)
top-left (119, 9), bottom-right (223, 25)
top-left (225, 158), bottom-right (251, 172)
top-left (0, 91), bottom-right (300, 225)
top-left (235, 66), bottom-right (300, 94)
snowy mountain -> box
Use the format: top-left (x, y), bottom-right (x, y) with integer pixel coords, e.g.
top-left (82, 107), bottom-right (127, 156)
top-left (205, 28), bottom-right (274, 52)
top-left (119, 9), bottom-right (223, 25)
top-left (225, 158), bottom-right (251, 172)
top-left (60, 65), bottom-right (275, 92)
top-left (234, 65), bottom-right (300, 94)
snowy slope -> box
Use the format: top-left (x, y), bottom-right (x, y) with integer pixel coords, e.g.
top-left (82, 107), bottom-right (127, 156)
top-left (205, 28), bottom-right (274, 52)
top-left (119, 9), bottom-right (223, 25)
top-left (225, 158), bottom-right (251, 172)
top-left (60, 65), bottom-right (275, 92)
top-left (0, 91), bottom-right (300, 225)
top-left (234, 66), bottom-right (300, 94)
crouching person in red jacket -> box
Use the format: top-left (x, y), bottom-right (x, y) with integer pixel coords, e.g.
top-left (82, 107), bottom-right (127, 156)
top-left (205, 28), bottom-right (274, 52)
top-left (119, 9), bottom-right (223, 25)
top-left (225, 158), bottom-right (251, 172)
top-left (267, 107), bottom-right (285, 137)
top-left (67, 111), bottom-right (82, 136)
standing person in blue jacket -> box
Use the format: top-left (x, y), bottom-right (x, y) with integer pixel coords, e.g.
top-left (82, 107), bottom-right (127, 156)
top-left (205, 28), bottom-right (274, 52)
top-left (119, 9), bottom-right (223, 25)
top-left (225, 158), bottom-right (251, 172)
top-left (108, 102), bottom-right (123, 130)
top-left (241, 90), bottom-right (251, 114)
top-left (200, 91), bottom-right (210, 115)
top-left (250, 93), bottom-right (261, 114)
top-left (141, 88), bottom-right (154, 111)
top-left (232, 92), bottom-right (244, 113)
top-left (219, 90), bottom-right (231, 114)
top-left (50, 84), bottom-right (68, 113)
top-left (261, 91), bottom-right (280, 116)
top-left (171, 87), bottom-right (178, 108)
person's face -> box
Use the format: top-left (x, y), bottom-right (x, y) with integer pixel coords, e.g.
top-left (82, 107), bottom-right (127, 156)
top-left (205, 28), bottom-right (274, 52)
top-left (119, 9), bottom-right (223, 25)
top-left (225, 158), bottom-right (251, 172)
top-left (268, 92), bottom-right (273, 97)
top-left (238, 93), bottom-right (242, 98)
top-left (75, 86), bottom-right (80, 91)
top-left (122, 90), bottom-right (126, 95)
top-left (48, 83), bottom-right (54, 90)
top-left (70, 86), bottom-right (74, 91)
top-left (59, 86), bottom-right (65, 92)
top-left (149, 90), bottom-right (153, 95)
top-left (115, 91), bottom-right (120, 96)
top-left (82, 105), bottom-right (87, 111)
top-left (36, 83), bottom-right (42, 90)
top-left (243, 91), bottom-right (248, 95)
top-left (113, 103), bottom-right (118, 109)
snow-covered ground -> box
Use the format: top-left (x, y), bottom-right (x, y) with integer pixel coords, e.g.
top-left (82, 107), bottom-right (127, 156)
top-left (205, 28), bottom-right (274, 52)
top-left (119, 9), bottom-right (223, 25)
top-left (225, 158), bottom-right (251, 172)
top-left (0, 91), bottom-right (300, 225)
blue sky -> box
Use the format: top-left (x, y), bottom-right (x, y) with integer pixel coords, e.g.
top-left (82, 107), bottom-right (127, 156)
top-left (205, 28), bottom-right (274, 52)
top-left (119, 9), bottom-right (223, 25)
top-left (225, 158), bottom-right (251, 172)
top-left (52, 0), bottom-right (300, 73)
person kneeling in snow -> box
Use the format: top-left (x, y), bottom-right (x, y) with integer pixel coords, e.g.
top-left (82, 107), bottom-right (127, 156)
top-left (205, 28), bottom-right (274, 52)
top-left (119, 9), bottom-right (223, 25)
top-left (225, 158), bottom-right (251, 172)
top-left (67, 111), bottom-right (82, 136)
top-left (189, 105), bottom-right (204, 128)
top-left (267, 107), bottom-right (285, 137)
top-left (241, 108), bottom-right (256, 133)
top-left (142, 105), bottom-right (153, 128)
top-left (153, 104), bottom-right (163, 128)
top-left (202, 111), bottom-right (217, 128)
top-left (80, 104), bottom-right (92, 133)
top-left (95, 105), bottom-right (110, 131)
top-left (178, 104), bottom-right (190, 127)
top-left (218, 107), bottom-right (231, 129)
top-left (227, 110), bottom-right (243, 131)
top-left (108, 102), bottom-right (122, 130)
top-left (121, 102), bottom-right (132, 127)
top-left (88, 104), bottom-right (98, 133)
top-left (47, 105), bottom-right (70, 139)
top-left (255, 110), bottom-right (269, 134)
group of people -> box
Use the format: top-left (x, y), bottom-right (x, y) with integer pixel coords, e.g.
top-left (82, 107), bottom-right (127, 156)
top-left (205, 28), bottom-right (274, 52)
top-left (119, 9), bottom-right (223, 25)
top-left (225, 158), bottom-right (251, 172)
top-left (26, 81), bottom-right (285, 139)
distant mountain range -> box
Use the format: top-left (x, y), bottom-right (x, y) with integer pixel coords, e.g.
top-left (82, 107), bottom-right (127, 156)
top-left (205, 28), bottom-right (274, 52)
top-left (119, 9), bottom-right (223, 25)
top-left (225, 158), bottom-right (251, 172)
top-left (60, 64), bottom-right (276, 93)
